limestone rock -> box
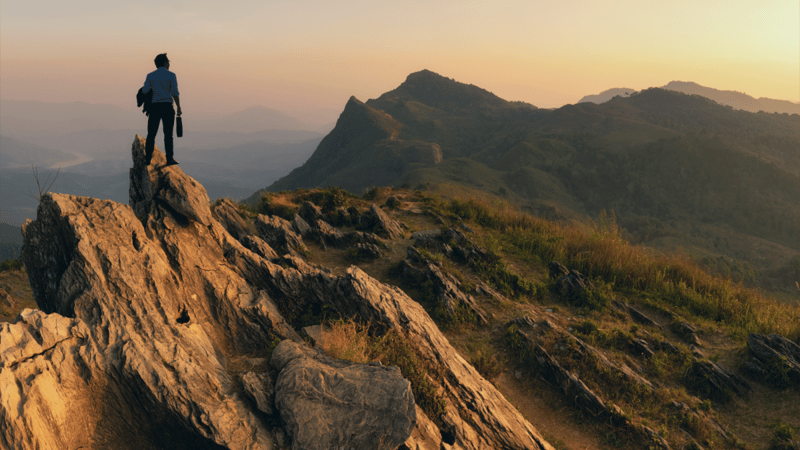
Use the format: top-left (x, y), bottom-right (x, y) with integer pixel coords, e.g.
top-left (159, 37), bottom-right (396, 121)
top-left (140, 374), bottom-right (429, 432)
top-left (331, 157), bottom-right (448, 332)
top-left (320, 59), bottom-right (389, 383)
top-left (254, 214), bottom-right (308, 258)
top-left (5, 134), bottom-right (555, 450)
top-left (271, 340), bottom-right (415, 450)
top-left (359, 203), bottom-right (404, 239)
top-left (684, 359), bottom-right (750, 402)
top-left (744, 333), bottom-right (800, 387)
top-left (213, 198), bottom-right (251, 240)
top-left (297, 201), bottom-right (323, 227)
top-left (241, 371), bottom-right (275, 415)
top-left (129, 135), bottom-right (214, 226)
top-left (240, 235), bottom-right (280, 260)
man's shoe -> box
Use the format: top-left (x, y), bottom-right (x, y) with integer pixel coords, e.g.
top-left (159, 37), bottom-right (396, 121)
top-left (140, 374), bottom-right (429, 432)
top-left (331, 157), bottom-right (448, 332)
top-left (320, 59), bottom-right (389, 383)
top-left (165, 158), bottom-right (179, 166)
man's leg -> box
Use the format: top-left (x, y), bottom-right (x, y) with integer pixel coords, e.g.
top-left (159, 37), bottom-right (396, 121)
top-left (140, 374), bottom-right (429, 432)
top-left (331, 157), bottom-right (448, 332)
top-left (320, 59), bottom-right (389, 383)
top-left (162, 106), bottom-right (176, 162)
top-left (144, 106), bottom-right (162, 164)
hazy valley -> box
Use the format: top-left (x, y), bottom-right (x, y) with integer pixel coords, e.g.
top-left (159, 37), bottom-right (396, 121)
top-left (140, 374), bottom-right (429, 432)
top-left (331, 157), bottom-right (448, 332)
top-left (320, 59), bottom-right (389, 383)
top-left (1, 72), bottom-right (799, 449)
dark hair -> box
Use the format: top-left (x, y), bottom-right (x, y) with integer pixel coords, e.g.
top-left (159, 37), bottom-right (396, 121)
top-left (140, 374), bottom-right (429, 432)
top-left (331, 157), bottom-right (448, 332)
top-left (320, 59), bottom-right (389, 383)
top-left (154, 53), bottom-right (169, 68)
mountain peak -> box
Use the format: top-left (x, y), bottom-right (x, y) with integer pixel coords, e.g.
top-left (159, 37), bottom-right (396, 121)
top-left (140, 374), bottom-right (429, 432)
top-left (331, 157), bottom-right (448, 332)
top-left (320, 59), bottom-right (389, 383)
top-left (369, 70), bottom-right (509, 112)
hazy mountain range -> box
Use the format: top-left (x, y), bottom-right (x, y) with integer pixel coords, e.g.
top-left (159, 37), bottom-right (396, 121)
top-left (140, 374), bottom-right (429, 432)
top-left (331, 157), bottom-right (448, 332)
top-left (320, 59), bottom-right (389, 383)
top-left (0, 99), bottom-right (328, 229)
top-left (579, 81), bottom-right (800, 114)
top-left (258, 70), bottom-right (800, 300)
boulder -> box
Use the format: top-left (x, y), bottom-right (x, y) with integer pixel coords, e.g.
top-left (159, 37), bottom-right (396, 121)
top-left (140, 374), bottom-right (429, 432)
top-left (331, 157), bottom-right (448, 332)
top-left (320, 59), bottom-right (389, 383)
top-left (271, 340), bottom-right (415, 450)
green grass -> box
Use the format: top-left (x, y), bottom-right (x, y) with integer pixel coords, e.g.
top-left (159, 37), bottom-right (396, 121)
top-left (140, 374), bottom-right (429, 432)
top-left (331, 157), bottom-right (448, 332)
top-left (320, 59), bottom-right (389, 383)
top-left (445, 197), bottom-right (800, 341)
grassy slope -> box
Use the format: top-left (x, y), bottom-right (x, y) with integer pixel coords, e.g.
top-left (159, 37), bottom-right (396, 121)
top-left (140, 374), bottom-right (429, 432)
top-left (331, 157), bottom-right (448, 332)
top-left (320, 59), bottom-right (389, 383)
top-left (256, 186), bottom-right (799, 450)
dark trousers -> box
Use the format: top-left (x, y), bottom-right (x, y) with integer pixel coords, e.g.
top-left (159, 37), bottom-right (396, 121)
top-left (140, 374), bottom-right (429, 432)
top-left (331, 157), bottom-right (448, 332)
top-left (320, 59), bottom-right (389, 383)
top-left (145, 102), bottom-right (175, 161)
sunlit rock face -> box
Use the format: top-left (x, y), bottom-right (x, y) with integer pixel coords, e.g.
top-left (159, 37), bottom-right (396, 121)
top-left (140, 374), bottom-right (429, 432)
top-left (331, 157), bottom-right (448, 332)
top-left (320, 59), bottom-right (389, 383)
top-left (3, 135), bottom-right (553, 450)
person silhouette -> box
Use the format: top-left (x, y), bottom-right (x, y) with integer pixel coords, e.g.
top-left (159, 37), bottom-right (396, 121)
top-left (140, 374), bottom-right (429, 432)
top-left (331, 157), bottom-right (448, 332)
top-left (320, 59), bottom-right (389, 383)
top-left (142, 53), bottom-right (182, 166)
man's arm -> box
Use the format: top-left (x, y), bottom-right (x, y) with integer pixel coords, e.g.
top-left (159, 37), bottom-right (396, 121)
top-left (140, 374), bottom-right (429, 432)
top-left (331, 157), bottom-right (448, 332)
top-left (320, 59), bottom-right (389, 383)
top-left (173, 95), bottom-right (182, 116)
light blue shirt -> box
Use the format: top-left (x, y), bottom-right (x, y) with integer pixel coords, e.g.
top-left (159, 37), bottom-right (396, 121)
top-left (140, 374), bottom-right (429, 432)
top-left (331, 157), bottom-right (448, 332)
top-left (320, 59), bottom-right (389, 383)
top-left (142, 67), bottom-right (180, 103)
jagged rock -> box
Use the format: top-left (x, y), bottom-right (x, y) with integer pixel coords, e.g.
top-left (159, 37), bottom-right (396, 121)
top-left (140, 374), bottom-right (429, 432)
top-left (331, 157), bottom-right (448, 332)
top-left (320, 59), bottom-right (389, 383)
top-left (411, 229), bottom-right (443, 248)
top-left (412, 228), bottom-right (489, 264)
top-left (240, 235), bottom-right (280, 260)
top-left (291, 214), bottom-right (311, 237)
top-left (548, 261), bottom-right (569, 280)
top-left (241, 371), bottom-right (275, 416)
top-left (669, 401), bottom-right (729, 442)
top-left (1, 288), bottom-right (14, 308)
top-left (353, 243), bottom-right (382, 259)
top-left (508, 317), bottom-right (668, 448)
top-left (684, 359), bottom-right (750, 402)
top-left (427, 263), bottom-right (488, 325)
top-left (745, 333), bottom-right (800, 387)
top-left (396, 252), bottom-right (488, 325)
top-left (512, 316), bottom-right (655, 394)
top-left (359, 203), bottom-right (404, 239)
top-left (213, 198), bottom-right (250, 240)
top-left (297, 201), bottom-right (323, 227)
top-left (552, 268), bottom-right (598, 307)
top-left (6, 135), bottom-right (555, 450)
top-left (611, 300), bottom-right (661, 329)
top-left (310, 221), bottom-right (382, 251)
top-left (671, 316), bottom-right (703, 346)
top-left (630, 337), bottom-right (655, 358)
top-left (255, 213), bottom-right (309, 258)
top-left (270, 340), bottom-right (415, 450)
top-left (129, 135), bottom-right (214, 226)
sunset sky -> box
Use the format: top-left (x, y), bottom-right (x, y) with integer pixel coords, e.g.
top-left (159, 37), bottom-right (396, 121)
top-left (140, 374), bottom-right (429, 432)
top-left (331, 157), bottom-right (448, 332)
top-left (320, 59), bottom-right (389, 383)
top-left (1, 0), bottom-right (798, 120)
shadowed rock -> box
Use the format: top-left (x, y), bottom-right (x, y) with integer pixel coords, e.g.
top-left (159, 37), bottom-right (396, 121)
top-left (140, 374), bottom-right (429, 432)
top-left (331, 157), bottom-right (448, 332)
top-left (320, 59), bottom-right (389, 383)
top-left (213, 198), bottom-right (250, 240)
top-left (684, 359), bottom-right (750, 402)
top-left (271, 340), bottom-right (415, 450)
top-left (744, 333), bottom-right (800, 388)
top-left (255, 213), bottom-right (309, 258)
top-left (359, 203), bottom-right (404, 239)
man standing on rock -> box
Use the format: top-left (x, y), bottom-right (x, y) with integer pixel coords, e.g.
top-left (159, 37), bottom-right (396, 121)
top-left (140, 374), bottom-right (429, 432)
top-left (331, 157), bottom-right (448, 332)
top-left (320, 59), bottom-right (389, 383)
top-left (143, 53), bottom-right (182, 166)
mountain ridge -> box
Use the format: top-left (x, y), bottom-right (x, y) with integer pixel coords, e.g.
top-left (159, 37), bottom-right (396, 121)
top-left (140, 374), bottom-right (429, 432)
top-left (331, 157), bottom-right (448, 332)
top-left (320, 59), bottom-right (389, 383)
top-left (255, 70), bottom-right (800, 301)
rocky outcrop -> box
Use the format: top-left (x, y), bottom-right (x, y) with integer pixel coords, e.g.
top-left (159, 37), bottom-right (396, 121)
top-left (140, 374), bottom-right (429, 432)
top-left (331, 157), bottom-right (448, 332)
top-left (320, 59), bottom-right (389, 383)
top-left (213, 198), bottom-right (251, 240)
top-left (684, 359), bottom-right (750, 402)
top-left (4, 136), bottom-right (554, 449)
top-left (396, 247), bottom-right (489, 325)
top-left (360, 204), bottom-right (404, 239)
top-left (254, 213), bottom-right (309, 258)
top-left (743, 333), bottom-right (800, 388)
top-left (271, 340), bottom-right (415, 450)
top-left (507, 315), bottom-right (669, 449)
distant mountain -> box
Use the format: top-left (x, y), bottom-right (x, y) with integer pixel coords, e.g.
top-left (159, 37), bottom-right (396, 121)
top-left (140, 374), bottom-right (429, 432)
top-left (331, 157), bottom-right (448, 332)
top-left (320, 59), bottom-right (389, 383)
top-left (662, 81), bottom-right (800, 114)
top-left (579, 81), bottom-right (800, 114)
top-left (194, 106), bottom-right (308, 133)
top-left (253, 69), bottom-right (800, 297)
top-left (255, 96), bottom-right (442, 195)
top-left (0, 99), bottom-right (143, 137)
top-left (0, 223), bottom-right (23, 261)
top-left (0, 135), bottom-right (75, 168)
top-left (577, 88), bottom-right (636, 104)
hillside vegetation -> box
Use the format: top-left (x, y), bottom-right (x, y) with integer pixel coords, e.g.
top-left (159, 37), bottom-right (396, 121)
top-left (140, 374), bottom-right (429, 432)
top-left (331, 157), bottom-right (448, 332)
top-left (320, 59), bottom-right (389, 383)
top-left (249, 186), bottom-right (800, 449)
top-left (257, 70), bottom-right (800, 302)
